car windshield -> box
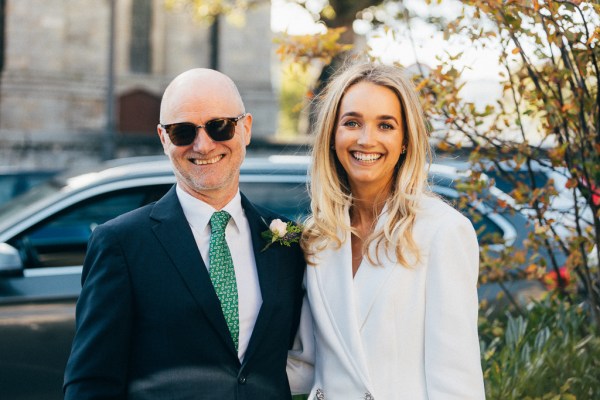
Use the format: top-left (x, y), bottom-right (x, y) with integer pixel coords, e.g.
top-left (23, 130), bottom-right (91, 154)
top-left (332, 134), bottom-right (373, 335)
top-left (485, 169), bottom-right (549, 194)
top-left (0, 180), bottom-right (64, 223)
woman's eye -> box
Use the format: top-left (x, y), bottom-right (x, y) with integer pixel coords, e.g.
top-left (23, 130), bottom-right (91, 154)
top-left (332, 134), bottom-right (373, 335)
top-left (343, 120), bottom-right (360, 128)
top-left (380, 123), bottom-right (394, 130)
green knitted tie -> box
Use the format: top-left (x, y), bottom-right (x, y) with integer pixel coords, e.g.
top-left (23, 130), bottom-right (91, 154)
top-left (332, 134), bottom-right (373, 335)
top-left (209, 211), bottom-right (239, 351)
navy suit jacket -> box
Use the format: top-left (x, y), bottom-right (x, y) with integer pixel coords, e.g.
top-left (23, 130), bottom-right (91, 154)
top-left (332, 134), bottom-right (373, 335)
top-left (63, 186), bottom-right (306, 400)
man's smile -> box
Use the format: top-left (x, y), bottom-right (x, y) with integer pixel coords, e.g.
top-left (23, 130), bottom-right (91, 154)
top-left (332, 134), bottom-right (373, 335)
top-left (190, 155), bottom-right (224, 165)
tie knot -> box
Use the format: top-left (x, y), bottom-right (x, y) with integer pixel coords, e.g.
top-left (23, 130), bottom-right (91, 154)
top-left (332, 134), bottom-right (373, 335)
top-left (210, 210), bottom-right (231, 234)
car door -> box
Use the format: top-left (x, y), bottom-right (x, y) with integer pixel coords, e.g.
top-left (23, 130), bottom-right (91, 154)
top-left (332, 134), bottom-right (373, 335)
top-left (0, 184), bottom-right (170, 400)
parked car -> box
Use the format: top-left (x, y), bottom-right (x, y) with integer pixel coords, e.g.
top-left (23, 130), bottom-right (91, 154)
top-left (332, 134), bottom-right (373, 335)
top-left (478, 159), bottom-right (595, 239)
top-left (0, 155), bottom-right (533, 399)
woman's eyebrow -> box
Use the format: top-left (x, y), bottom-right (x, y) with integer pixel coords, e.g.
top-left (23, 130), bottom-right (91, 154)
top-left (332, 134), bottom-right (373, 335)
top-left (378, 115), bottom-right (399, 123)
top-left (339, 111), bottom-right (362, 118)
top-left (339, 112), bottom-right (399, 124)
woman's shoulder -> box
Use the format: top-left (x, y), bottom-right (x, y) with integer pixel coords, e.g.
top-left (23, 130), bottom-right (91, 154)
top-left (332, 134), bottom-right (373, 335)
top-left (418, 193), bottom-right (461, 215)
top-left (415, 193), bottom-right (473, 230)
top-left (407, 195), bottom-right (478, 257)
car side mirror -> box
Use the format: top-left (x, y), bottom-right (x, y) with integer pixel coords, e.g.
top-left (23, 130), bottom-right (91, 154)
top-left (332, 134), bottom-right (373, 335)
top-left (0, 243), bottom-right (24, 277)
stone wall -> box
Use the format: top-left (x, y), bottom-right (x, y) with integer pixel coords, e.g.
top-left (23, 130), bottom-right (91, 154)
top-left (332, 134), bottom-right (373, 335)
top-left (0, 0), bottom-right (277, 168)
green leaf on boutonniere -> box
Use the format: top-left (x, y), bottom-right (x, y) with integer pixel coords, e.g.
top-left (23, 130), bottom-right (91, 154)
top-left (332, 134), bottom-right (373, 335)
top-left (261, 218), bottom-right (303, 252)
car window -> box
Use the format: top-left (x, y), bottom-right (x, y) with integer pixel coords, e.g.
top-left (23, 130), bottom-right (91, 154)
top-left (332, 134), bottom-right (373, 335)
top-left (240, 181), bottom-right (310, 222)
top-left (8, 185), bottom-right (170, 269)
top-left (486, 170), bottom-right (549, 194)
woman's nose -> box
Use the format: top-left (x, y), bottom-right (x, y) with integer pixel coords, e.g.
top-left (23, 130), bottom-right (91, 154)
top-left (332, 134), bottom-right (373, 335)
top-left (356, 125), bottom-right (375, 146)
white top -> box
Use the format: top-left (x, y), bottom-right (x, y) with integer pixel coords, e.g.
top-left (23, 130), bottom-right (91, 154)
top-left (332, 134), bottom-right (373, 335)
top-left (288, 195), bottom-right (486, 399)
top-left (176, 185), bottom-right (262, 362)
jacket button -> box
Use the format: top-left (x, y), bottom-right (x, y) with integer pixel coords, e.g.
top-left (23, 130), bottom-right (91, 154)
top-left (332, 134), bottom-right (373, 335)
top-left (238, 376), bottom-right (247, 384)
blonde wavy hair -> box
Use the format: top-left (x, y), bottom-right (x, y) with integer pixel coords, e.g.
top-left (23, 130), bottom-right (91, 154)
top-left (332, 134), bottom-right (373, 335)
top-left (301, 62), bottom-right (433, 267)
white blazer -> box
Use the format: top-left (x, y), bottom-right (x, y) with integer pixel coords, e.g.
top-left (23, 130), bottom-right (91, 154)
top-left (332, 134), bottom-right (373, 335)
top-left (288, 195), bottom-right (486, 399)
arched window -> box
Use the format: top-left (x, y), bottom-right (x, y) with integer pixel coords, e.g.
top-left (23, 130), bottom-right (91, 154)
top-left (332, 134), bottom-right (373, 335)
top-left (0, 0), bottom-right (5, 73)
top-left (130, 0), bottom-right (152, 73)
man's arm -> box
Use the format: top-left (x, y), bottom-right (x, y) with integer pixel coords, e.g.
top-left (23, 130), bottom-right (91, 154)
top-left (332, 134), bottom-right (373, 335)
top-left (63, 224), bottom-right (133, 400)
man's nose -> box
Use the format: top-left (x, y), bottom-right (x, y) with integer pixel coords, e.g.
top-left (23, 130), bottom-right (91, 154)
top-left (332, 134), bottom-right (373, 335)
top-left (191, 126), bottom-right (217, 153)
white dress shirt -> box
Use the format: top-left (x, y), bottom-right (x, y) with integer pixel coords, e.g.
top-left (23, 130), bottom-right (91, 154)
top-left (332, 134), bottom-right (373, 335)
top-left (176, 185), bottom-right (262, 362)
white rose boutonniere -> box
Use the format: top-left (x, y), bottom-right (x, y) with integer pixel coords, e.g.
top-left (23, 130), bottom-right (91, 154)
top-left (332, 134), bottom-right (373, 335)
top-left (261, 218), bottom-right (302, 252)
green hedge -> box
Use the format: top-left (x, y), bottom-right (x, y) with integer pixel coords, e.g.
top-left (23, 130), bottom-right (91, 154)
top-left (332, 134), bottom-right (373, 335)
top-left (480, 295), bottom-right (600, 399)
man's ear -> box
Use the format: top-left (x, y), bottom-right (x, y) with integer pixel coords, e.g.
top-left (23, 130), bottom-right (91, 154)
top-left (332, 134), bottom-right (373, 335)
top-left (157, 125), bottom-right (169, 155)
top-left (242, 113), bottom-right (253, 145)
top-left (157, 124), bottom-right (166, 143)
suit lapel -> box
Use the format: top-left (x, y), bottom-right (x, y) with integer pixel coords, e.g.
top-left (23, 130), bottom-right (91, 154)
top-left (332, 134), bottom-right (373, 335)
top-left (239, 194), bottom-right (281, 364)
top-left (149, 186), bottom-right (238, 359)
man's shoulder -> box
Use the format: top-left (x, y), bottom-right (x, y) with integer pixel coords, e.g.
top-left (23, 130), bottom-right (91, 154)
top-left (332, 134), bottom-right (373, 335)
top-left (97, 201), bottom-right (157, 234)
top-left (101, 186), bottom-right (177, 232)
top-left (250, 202), bottom-right (289, 222)
top-left (240, 192), bottom-right (291, 222)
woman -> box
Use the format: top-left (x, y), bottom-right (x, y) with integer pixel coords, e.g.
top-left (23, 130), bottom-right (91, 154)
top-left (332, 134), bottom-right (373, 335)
top-left (290, 62), bottom-right (485, 399)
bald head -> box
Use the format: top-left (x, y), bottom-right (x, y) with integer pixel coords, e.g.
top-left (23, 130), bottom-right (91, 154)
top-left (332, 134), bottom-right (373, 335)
top-left (159, 68), bottom-right (245, 123)
top-left (157, 68), bottom-right (252, 208)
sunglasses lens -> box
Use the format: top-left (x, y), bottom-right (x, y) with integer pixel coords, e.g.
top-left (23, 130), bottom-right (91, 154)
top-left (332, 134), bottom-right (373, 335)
top-left (167, 123), bottom-right (197, 146)
top-left (164, 117), bottom-right (239, 146)
top-left (205, 119), bottom-right (235, 142)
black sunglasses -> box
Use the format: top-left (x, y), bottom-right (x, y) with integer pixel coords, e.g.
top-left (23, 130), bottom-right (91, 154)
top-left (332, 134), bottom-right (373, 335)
top-left (160, 113), bottom-right (247, 146)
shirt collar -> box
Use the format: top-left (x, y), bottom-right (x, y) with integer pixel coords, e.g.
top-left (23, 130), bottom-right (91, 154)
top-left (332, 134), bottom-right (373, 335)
top-left (176, 185), bottom-right (244, 233)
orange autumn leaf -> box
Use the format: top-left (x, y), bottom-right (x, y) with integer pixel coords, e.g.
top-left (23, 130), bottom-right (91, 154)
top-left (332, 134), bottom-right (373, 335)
top-left (415, 78), bottom-right (430, 92)
top-left (513, 251), bottom-right (527, 264)
top-left (547, 146), bottom-right (566, 161)
top-left (561, 103), bottom-right (575, 112)
top-left (565, 178), bottom-right (578, 189)
top-left (525, 264), bottom-right (538, 274)
top-left (437, 141), bottom-right (451, 151)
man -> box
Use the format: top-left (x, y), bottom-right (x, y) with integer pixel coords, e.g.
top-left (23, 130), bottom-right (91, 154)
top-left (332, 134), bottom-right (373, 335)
top-left (63, 69), bottom-right (306, 399)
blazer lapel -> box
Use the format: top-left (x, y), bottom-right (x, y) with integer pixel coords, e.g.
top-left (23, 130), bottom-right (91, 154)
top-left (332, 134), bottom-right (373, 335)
top-left (353, 256), bottom-right (398, 330)
top-left (310, 208), bottom-right (398, 390)
top-left (239, 194), bottom-right (282, 364)
top-left (149, 186), bottom-right (238, 359)
top-left (311, 209), bottom-right (373, 387)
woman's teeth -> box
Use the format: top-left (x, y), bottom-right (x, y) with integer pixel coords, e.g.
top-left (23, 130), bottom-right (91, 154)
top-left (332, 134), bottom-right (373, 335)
top-left (352, 152), bottom-right (381, 162)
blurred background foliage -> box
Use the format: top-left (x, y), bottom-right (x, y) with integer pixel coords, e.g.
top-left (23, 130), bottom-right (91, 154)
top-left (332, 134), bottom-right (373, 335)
top-left (276, 0), bottom-right (600, 313)
top-left (276, 62), bottom-right (315, 139)
top-left (479, 295), bottom-right (600, 399)
top-left (283, 0), bottom-right (600, 397)
top-left (174, 0), bottom-right (599, 397)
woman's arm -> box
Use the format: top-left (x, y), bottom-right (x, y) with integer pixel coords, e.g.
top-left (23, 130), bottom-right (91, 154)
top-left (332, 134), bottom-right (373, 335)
top-left (424, 212), bottom-right (486, 399)
top-left (286, 283), bottom-right (315, 395)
